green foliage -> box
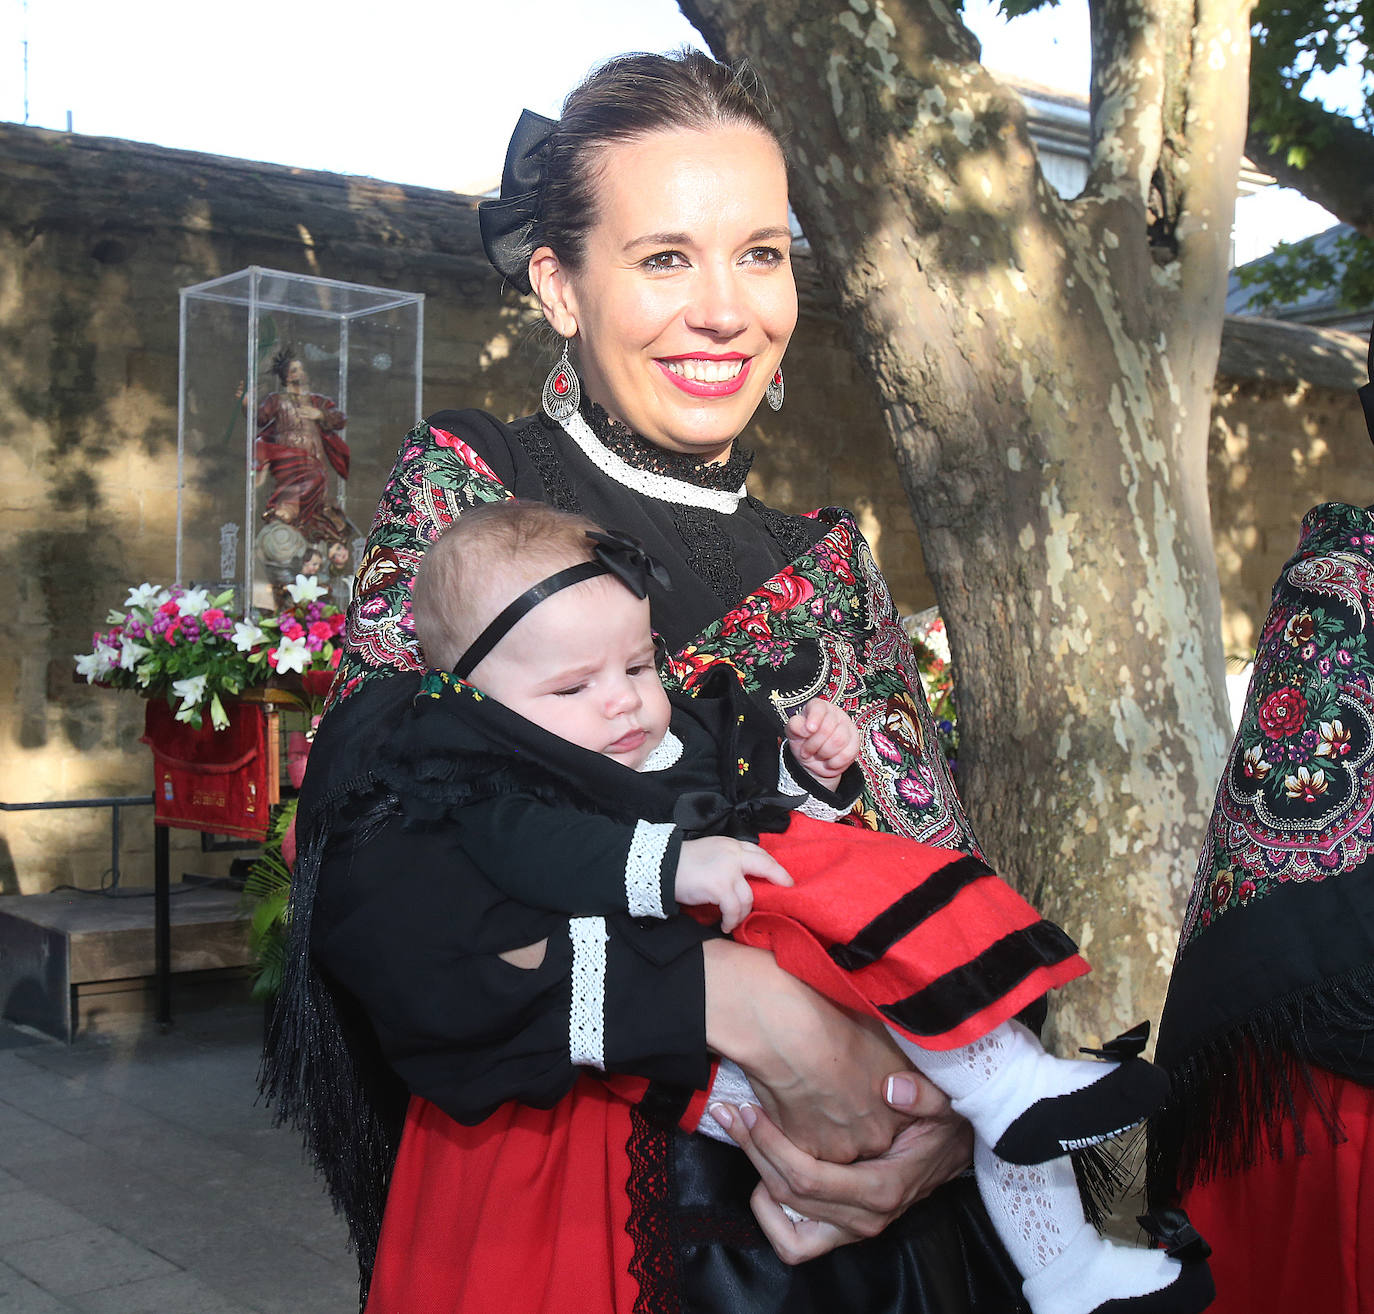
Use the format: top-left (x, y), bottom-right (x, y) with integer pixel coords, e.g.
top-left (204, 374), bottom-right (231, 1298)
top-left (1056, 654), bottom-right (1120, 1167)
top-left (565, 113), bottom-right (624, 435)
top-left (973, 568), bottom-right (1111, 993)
top-left (1251, 0), bottom-right (1372, 138)
top-left (241, 798), bottom-right (298, 1000)
top-left (1235, 227), bottom-right (1374, 312)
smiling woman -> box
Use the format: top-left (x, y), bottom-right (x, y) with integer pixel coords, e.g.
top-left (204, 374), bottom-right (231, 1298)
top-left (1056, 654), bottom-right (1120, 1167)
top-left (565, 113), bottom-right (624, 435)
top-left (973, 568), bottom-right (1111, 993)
top-left (264, 48), bottom-right (1035, 1314)
top-left (529, 125), bottom-right (796, 461)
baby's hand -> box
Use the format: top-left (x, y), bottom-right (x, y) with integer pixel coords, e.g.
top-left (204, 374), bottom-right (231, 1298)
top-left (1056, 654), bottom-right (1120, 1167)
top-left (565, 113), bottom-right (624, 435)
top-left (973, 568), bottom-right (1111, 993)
top-left (676, 837), bottom-right (793, 933)
top-left (785, 699), bottom-right (860, 788)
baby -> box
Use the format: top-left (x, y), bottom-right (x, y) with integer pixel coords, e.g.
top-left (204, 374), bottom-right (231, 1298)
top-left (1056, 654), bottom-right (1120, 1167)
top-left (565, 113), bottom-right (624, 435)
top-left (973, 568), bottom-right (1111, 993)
top-left (398, 500), bottom-right (1213, 1314)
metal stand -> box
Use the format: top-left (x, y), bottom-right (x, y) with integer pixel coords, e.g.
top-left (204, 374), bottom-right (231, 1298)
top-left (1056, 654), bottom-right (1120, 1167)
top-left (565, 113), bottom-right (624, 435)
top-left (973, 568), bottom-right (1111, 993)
top-left (155, 823), bottom-right (171, 1029)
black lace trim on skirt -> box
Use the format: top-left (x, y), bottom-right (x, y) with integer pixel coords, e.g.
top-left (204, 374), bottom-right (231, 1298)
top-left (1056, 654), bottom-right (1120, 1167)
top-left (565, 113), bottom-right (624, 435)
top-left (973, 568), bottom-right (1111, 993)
top-left (626, 1106), bottom-right (681, 1314)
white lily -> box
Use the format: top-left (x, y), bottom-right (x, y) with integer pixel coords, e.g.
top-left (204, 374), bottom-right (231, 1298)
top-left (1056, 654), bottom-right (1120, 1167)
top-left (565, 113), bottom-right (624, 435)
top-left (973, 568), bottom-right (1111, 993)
top-left (125, 583), bottom-right (168, 610)
top-left (178, 587), bottom-right (212, 617)
top-left (118, 638), bottom-right (151, 672)
top-left (232, 620), bottom-right (267, 652)
top-left (208, 693), bottom-right (230, 731)
top-left (74, 643), bottom-right (120, 682)
top-left (286, 573), bottom-right (328, 605)
top-left (172, 673), bottom-right (208, 711)
top-left (271, 635), bottom-right (312, 674)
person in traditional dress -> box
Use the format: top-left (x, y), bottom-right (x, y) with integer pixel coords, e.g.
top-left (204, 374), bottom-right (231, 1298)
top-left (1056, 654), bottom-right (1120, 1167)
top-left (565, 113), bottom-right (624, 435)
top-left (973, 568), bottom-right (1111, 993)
top-left (1147, 333), bottom-right (1374, 1314)
top-left (264, 49), bottom-right (1203, 1314)
top-left (380, 498), bottom-right (1213, 1314)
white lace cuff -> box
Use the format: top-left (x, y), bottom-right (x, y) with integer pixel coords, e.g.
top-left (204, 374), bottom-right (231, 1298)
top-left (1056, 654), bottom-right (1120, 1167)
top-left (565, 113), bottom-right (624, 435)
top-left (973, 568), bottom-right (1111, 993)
top-left (776, 748), bottom-right (850, 821)
top-left (625, 820), bottom-right (674, 918)
top-left (568, 916), bottom-right (609, 1069)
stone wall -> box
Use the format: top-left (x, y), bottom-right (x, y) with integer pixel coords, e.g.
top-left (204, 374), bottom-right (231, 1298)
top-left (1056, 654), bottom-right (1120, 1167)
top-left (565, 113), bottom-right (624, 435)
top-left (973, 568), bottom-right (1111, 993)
top-left (1, 123), bottom-right (1369, 893)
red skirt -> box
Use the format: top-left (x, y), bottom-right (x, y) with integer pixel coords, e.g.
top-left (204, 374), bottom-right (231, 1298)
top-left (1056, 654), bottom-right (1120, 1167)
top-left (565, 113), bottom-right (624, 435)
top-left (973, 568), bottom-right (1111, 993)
top-left (1180, 1069), bottom-right (1374, 1314)
top-left (746, 815), bottom-right (1089, 1049)
top-left (366, 1078), bottom-right (641, 1314)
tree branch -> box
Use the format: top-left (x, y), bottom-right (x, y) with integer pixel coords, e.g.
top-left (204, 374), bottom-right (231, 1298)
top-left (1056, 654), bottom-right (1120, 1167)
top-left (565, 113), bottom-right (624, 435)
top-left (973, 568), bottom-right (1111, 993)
top-left (1245, 68), bottom-right (1374, 241)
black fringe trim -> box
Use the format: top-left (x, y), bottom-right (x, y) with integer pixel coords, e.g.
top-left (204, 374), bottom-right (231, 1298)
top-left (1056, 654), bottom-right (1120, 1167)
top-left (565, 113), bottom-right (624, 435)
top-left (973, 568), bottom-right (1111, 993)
top-left (258, 795), bottom-right (407, 1309)
top-left (1147, 964), bottom-right (1374, 1205)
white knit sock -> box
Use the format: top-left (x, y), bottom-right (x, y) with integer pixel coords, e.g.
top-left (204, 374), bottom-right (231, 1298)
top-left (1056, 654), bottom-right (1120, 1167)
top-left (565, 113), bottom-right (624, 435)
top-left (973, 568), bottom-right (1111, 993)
top-left (697, 1059), bottom-right (757, 1145)
top-left (892, 1020), bottom-right (1125, 1149)
top-left (973, 1141), bottom-right (1186, 1314)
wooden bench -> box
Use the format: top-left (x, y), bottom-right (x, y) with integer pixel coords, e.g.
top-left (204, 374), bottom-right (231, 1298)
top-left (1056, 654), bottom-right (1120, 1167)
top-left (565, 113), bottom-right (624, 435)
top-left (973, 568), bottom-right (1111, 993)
top-left (0, 882), bottom-right (252, 1041)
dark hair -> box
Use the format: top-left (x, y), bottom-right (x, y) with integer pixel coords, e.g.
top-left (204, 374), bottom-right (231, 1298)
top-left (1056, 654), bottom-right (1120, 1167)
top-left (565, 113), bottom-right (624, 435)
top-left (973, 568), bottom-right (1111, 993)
top-left (271, 345), bottom-right (299, 386)
top-left (413, 501), bottom-right (604, 671)
top-left (535, 49), bottom-right (779, 276)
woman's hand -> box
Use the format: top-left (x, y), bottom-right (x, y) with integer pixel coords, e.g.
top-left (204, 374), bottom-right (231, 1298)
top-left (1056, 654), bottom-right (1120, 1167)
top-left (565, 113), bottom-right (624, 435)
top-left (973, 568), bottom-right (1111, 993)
top-left (708, 1086), bottom-right (973, 1264)
top-left (704, 940), bottom-right (932, 1163)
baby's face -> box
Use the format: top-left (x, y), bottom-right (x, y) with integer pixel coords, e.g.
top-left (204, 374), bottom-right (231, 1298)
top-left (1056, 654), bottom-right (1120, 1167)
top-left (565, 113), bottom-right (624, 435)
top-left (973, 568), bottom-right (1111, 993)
top-left (468, 575), bottom-right (671, 770)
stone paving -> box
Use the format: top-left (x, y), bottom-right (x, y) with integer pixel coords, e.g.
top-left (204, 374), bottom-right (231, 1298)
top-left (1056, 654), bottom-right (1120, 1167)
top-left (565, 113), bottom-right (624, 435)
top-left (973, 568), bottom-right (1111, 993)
top-left (0, 996), bottom-right (357, 1313)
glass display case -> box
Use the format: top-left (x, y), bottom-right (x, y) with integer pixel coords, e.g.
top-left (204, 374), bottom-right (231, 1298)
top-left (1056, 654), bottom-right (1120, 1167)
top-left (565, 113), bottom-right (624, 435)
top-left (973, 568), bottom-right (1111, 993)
top-left (176, 267), bottom-right (424, 611)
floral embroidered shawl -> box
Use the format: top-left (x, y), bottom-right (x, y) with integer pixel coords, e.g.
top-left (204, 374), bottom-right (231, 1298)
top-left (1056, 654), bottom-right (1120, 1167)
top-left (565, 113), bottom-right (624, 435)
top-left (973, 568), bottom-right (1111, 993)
top-left (1150, 501), bottom-right (1374, 1194)
top-left (328, 419), bottom-right (976, 852)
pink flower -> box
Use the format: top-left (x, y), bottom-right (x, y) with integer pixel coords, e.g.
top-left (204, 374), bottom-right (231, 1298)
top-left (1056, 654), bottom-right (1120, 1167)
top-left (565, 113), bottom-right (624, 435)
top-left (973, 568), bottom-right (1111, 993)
top-left (308, 621), bottom-right (334, 644)
top-left (870, 730), bottom-right (903, 764)
top-left (897, 775), bottom-right (934, 807)
top-left (431, 427), bottom-right (502, 480)
top-left (279, 618), bottom-right (305, 640)
top-left (158, 599), bottom-right (181, 616)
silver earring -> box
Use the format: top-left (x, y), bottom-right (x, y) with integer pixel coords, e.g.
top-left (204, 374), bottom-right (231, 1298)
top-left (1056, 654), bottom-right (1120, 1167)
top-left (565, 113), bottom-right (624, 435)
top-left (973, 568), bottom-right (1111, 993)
top-left (542, 340), bottom-right (580, 423)
top-left (766, 365), bottom-right (784, 412)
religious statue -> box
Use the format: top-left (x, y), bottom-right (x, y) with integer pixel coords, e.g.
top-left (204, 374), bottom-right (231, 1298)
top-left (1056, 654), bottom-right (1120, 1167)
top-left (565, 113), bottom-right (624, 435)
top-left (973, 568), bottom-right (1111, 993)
top-left (245, 347), bottom-right (355, 609)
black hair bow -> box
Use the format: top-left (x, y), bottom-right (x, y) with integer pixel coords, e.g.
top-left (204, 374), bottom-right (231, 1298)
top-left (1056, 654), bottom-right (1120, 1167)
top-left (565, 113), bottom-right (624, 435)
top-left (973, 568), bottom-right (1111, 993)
top-left (477, 109), bottom-right (557, 294)
top-left (587, 529), bottom-right (673, 599)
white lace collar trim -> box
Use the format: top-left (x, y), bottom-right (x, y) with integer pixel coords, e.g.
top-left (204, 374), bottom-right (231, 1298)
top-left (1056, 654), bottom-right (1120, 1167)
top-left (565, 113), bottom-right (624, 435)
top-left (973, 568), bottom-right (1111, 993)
top-left (559, 411), bottom-right (746, 514)
top-left (638, 728), bottom-right (684, 773)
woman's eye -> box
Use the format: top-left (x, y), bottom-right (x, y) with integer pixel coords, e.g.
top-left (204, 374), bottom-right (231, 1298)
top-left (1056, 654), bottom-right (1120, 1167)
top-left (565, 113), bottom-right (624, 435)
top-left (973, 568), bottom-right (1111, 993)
top-left (641, 250), bottom-right (687, 272)
top-left (743, 246), bottom-right (786, 267)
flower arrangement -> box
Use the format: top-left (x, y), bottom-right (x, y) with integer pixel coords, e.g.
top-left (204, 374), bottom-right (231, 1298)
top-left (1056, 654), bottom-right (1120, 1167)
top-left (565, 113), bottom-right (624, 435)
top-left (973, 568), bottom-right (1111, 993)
top-left (904, 607), bottom-right (960, 771)
top-left (75, 575), bottom-right (345, 729)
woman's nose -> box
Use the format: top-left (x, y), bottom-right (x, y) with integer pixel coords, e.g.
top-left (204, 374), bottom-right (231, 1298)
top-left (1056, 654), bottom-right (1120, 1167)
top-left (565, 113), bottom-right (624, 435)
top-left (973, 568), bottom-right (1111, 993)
top-left (685, 264), bottom-right (747, 337)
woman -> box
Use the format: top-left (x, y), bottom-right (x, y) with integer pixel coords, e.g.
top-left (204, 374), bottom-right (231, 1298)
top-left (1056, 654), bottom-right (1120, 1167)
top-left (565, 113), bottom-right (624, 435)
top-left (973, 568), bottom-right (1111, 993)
top-left (1147, 344), bottom-right (1374, 1313)
top-left (266, 50), bottom-right (1030, 1313)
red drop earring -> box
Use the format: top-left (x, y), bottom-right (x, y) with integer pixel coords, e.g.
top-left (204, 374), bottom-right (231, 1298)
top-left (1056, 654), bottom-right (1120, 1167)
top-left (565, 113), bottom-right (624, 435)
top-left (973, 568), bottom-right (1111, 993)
top-left (766, 365), bottom-right (784, 412)
top-left (542, 340), bottom-right (581, 423)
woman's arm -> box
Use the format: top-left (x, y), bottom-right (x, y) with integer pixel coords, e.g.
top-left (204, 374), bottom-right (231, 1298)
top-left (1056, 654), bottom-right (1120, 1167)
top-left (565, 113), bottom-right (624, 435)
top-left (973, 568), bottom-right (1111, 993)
top-left (703, 939), bottom-right (915, 1163)
top-left (702, 937), bottom-right (973, 1254)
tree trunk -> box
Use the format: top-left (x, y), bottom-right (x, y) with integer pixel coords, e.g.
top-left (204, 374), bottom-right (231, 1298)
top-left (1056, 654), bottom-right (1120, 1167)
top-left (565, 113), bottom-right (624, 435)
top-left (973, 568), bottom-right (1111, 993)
top-left (681, 0), bottom-right (1248, 1043)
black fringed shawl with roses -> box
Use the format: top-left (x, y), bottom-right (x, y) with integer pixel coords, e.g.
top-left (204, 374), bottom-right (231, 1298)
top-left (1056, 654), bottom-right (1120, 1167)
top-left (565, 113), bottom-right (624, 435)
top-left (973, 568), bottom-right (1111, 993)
top-left (1149, 501), bottom-right (1374, 1200)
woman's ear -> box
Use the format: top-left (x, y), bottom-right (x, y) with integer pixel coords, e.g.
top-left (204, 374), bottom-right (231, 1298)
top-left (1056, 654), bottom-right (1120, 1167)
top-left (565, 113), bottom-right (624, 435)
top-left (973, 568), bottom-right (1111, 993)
top-left (529, 246), bottom-right (579, 340)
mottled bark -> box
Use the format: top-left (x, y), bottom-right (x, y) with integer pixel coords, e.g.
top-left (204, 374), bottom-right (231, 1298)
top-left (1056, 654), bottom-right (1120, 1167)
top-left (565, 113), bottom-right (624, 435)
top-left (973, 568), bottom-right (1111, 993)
top-left (680, 0), bottom-right (1248, 1042)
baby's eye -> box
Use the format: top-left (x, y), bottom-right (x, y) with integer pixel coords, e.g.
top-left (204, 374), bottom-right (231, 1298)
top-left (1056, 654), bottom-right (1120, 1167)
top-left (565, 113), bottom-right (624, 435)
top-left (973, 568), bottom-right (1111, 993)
top-left (552, 684), bottom-right (586, 698)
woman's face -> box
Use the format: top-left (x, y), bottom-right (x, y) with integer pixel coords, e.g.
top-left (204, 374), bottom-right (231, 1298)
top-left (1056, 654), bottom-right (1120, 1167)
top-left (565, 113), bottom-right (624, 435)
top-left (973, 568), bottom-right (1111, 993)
top-left (551, 125), bottom-right (796, 462)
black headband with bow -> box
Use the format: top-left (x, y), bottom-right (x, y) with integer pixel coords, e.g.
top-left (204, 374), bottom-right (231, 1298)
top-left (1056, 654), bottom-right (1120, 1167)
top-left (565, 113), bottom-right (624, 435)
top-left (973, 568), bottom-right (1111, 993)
top-left (477, 109), bottom-right (558, 295)
top-left (453, 529), bottom-right (671, 680)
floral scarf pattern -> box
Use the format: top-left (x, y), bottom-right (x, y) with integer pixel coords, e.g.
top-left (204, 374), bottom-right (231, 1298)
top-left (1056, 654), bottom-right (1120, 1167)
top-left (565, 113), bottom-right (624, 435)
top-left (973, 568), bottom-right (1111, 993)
top-left (1180, 502), bottom-right (1374, 947)
top-left (329, 419), bottom-right (976, 854)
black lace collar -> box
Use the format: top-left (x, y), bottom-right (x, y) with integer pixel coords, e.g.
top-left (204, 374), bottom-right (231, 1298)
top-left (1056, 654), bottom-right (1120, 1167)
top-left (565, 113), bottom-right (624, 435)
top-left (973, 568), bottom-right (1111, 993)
top-left (540, 399), bottom-right (755, 493)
